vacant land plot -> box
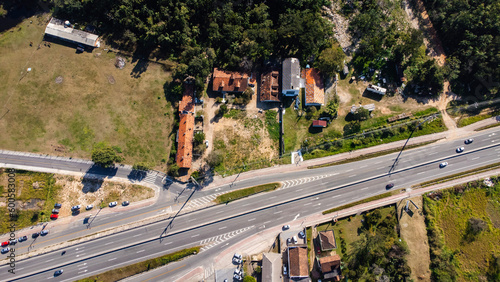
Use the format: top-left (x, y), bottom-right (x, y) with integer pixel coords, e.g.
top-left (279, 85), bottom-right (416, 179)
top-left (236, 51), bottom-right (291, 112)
top-left (424, 180), bottom-right (500, 280)
top-left (0, 15), bottom-right (174, 170)
top-left (0, 169), bottom-right (154, 233)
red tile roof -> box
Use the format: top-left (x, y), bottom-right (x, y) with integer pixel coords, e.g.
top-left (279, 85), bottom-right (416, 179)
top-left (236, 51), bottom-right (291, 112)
top-left (260, 70), bottom-right (280, 102)
top-left (312, 120), bottom-right (327, 128)
top-left (212, 68), bottom-right (249, 93)
top-left (319, 230), bottom-right (336, 250)
top-left (176, 83), bottom-right (195, 169)
top-left (319, 254), bottom-right (341, 280)
top-left (303, 68), bottom-right (324, 105)
top-left (288, 246), bottom-right (309, 278)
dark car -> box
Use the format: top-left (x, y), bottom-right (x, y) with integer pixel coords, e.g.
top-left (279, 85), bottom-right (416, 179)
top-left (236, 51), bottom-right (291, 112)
top-left (71, 205), bottom-right (81, 211)
top-left (1, 247), bottom-right (10, 254)
top-left (41, 230), bottom-right (49, 236)
top-left (386, 183), bottom-right (395, 189)
top-left (122, 201), bottom-right (130, 206)
top-left (18, 236), bottom-right (27, 242)
top-left (464, 138), bottom-right (474, 144)
top-left (54, 203), bottom-right (62, 209)
top-left (9, 239), bottom-right (17, 245)
top-left (54, 269), bottom-right (63, 276)
top-left (32, 232), bottom-right (40, 238)
top-left (52, 209), bottom-right (59, 214)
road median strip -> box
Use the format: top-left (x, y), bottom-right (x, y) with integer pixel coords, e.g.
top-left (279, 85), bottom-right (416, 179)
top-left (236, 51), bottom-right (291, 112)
top-left (214, 182), bottom-right (281, 204)
top-left (322, 190), bottom-right (399, 215)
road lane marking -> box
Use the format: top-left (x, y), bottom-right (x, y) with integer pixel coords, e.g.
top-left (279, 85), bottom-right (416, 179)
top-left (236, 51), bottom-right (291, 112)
top-left (471, 157), bottom-right (479, 160)
top-left (132, 234), bottom-right (142, 237)
top-left (136, 250), bottom-right (145, 253)
top-left (304, 203), bottom-right (312, 206)
top-left (76, 250), bottom-right (85, 253)
top-left (360, 165), bottom-right (367, 168)
top-left (78, 267), bottom-right (88, 270)
top-left (242, 203), bottom-right (251, 207)
top-left (104, 241), bottom-right (114, 245)
top-left (374, 161), bottom-right (383, 164)
top-left (263, 221), bottom-right (271, 224)
top-left (269, 196), bottom-right (277, 199)
top-left (46, 259), bottom-right (54, 262)
top-left (219, 226), bottom-right (227, 230)
top-left (274, 211), bottom-right (282, 214)
top-left (297, 188), bottom-right (303, 191)
top-left (346, 169), bottom-right (353, 172)
top-left (332, 195), bottom-right (341, 199)
top-left (248, 218), bottom-right (256, 221)
top-left (349, 175), bottom-right (356, 177)
top-left (361, 187), bottom-right (369, 190)
top-left (191, 234), bottom-right (200, 237)
top-left (417, 171), bottom-right (426, 175)
top-left (215, 210), bottom-right (224, 214)
top-left (164, 242), bottom-right (172, 245)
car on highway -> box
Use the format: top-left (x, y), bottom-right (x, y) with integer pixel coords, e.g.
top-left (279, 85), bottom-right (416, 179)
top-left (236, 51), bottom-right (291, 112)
top-left (464, 138), bottom-right (474, 144)
top-left (1, 241), bottom-right (9, 247)
top-left (109, 201), bottom-right (118, 207)
top-left (456, 147), bottom-right (464, 153)
top-left (282, 225), bottom-right (290, 230)
top-left (386, 183), bottom-right (395, 189)
top-left (9, 239), bottom-right (17, 245)
top-left (71, 205), bottom-right (81, 211)
top-left (1, 247), bottom-right (10, 254)
top-left (54, 269), bottom-right (63, 276)
top-left (439, 162), bottom-right (448, 168)
top-left (32, 232), bottom-right (40, 238)
top-left (41, 230), bottom-right (49, 236)
top-left (52, 209), bottom-right (59, 214)
top-left (54, 203), bottom-right (62, 209)
top-left (122, 201), bottom-right (130, 206)
top-left (50, 214), bottom-right (58, 220)
top-left (86, 205), bottom-right (94, 210)
top-left (18, 236), bottom-right (27, 242)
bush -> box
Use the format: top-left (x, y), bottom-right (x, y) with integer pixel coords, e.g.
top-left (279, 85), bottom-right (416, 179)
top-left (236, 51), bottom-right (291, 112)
top-left (91, 142), bottom-right (123, 167)
top-left (132, 162), bottom-right (151, 171)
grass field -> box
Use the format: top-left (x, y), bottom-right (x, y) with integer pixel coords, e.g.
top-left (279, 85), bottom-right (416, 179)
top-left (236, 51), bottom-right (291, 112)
top-left (0, 14), bottom-right (174, 170)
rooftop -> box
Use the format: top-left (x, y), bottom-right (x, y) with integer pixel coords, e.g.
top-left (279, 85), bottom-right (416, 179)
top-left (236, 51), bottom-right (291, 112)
top-left (212, 68), bottom-right (249, 93)
top-left (319, 254), bottom-right (341, 280)
top-left (282, 58), bottom-right (301, 91)
top-left (303, 68), bottom-right (324, 105)
top-left (262, 252), bottom-right (282, 282)
top-left (44, 17), bottom-right (100, 47)
top-left (288, 246), bottom-right (309, 278)
top-left (260, 70), bottom-right (280, 102)
top-left (176, 83), bottom-right (195, 169)
top-left (319, 230), bottom-right (336, 250)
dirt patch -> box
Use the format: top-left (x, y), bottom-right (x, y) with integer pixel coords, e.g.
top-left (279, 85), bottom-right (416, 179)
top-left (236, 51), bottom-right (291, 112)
top-left (107, 75), bottom-right (115, 84)
top-left (55, 76), bottom-right (63, 84)
top-left (397, 196), bottom-right (431, 281)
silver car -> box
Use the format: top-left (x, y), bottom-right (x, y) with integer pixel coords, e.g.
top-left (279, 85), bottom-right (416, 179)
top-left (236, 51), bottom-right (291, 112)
top-left (109, 201), bottom-right (118, 207)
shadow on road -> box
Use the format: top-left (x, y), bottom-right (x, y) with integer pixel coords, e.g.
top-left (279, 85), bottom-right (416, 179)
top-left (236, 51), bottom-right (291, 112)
top-left (81, 164), bottom-right (118, 192)
top-left (159, 186), bottom-right (198, 241)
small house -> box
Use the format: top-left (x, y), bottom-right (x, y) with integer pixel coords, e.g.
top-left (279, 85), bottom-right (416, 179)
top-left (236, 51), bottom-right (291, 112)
top-left (303, 67), bottom-right (325, 106)
top-left (287, 246), bottom-right (310, 280)
top-left (282, 58), bottom-right (301, 97)
top-left (260, 70), bottom-right (280, 102)
top-left (44, 18), bottom-right (100, 47)
top-left (318, 230), bottom-right (336, 251)
top-left (312, 120), bottom-right (327, 128)
top-left (212, 68), bottom-right (249, 94)
top-left (318, 254), bottom-right (342, 281)
top-left (367, 84), bottom-right (387, 95)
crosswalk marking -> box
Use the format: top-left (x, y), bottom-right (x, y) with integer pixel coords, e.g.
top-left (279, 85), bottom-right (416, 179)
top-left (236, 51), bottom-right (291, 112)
top-left (280, 173), bottom-right (337, 190)
top-left (182, 192), bottom-right (224, 211)
top-left (199, 226), bottom-right (254, 252)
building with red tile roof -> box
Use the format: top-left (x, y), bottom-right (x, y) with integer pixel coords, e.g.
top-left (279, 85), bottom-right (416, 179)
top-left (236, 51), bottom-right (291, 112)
top-left (318, 230), bottom-right (336, 250)
top-left (260, 70), bottom-right (280, 102)
top-left (312, 120), bottom-right (327, 128)
top-left (303, 67), bottom-right (324, 106)
top-left (212, 68), bottom-right (249, 93)
top-left (319, 254), bottom-right (342, 281)
top-left (176, 82), bottom-right (195, 169)
top-left (287, 246), bottom-right (309, 279)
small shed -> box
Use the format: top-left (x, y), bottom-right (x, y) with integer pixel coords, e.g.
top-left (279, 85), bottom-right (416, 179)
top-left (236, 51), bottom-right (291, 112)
top-left (367, 84), bottom-right (387, 95)
top-left (312, 120), bottom-right (327, 128)
top-left (44, 17), bottom-right (100, 47)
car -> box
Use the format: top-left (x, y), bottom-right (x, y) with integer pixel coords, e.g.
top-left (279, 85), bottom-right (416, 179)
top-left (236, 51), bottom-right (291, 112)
top-left (233, 257), bottom-right (242, 264)
top-left (464, 138), bottom-right (474, 144)
top-left (233, 273), bottom-right (242, 280)
top-left (287, 238), bottom-right (292, 244)
top-left (76, 45), bottom-right (85, 53)
top-left (54, 269), bottom-right (63, 276)
top-left (233, 253), bottom-right (242, 260)
top-left (41, 230), bottom-right (49, 236)
top-left (234, 269), bottom-right (242, 276)
top-left (50, 214), bottom-right (58, 220)
top-left (298, 231), bottom-right (305, 238)
top-left (1, 247), bottom-right (10, 254)
top-left (282, 225), bottom-right (290, 230)
top-left (283, 265), bottom-right (288, 275)
top-left (1, 241), bottom-right (9, 247)
top-left (439, 162), bottom-right (448, 168)
top-left (9, 239), bottom-right (17, 245)
top-left (456, 147), bottom-right (464, 153)
top-left (71, 205), bottom-right (81, 211)
top-left (54, 203), bottom-right (62, 209)
top-left (86, 205), bottom-right (94, 210)
top-left (122, 201), bottom-right (130, 206)
top-left (32, 232), bottom-right (40, 238)
top-left (386, 183), bottom-right (395, 189)
top-left (292, 236), bottom-right (298, 244)
top-left (18, 236), bottom-right (27, 242)
top-left (52, 209), bottom-right (59, 214)
top-left (109, 201), bottom-right (117, 207)
top-left (205, 140), bottom-right (209, 148)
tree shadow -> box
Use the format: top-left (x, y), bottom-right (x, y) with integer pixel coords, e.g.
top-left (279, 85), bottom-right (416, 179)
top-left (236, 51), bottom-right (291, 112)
top-left (130, 57), bottom-right (150, 78)
top-left (308, 124), bottom-right (324, 134)
top-left (127, 169), bottom-right (147, 183)
top-left (82, 164), bottom-right (118, 192)
top-left (0, 1), bottom-right (40, 33)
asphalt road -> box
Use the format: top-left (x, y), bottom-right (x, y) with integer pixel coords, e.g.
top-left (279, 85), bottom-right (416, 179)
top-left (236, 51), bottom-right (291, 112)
top-left (1, 129), bottom-right (499, 281)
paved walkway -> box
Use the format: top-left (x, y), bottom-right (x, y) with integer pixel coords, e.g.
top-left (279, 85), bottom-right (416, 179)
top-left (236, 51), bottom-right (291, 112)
top-left (204, 115), bottom-right (500, 190)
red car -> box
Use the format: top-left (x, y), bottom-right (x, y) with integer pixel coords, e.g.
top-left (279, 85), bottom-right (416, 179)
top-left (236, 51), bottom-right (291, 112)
top-left (1, 241), bottom-right (9, 247)
top-left (50, 214), bottom-right (59, 220)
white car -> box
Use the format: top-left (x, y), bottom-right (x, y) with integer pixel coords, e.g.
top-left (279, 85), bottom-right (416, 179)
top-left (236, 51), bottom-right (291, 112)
top-left (71, 205), bottom-right (81, 211)
top-left (108, 201), bottom-right (118, 207)
top-left (205, 140), bottom-right (209, 148)
top-left (292, 236), bottom-right (298, 244)
top-left (439, 162), bottom-right (448, 168)
top-left (86, 205), bottom-right (94, 210)
top-left (456, 147), bottom-right (464, 153)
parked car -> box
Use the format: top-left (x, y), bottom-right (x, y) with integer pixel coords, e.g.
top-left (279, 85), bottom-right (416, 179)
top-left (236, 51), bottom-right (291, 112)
top-left (50, 214), bottom-right (58, 220)
top-left (54, 269), bottom-right (63, 276)
top-left (71, 205), bottom-right (81, 211)
top-left (233, 273), bottom-right (242, 280)
top-left (292, 236), bottom-right (298, 244)
top-left (54, 203), bottom-right (62, 209)
top-left (1, 247), bottom-right (10, 254)
top-left (439, 162), bottom-right (448, 168)
top-left (298, 231), bottom-right (305, 238)
top-left (233, 256), bottom-right (242, 264)
top-left (41, 230), bottom-right (49, 236)
top-left (52, 209), bottom-right (59, 214)
top-left (109, 201), bottom-right (118, 207)
top-left (233, 253), bottom-right (242, 260)
top-left (18, 236), bottom-right (27, 242)
top-left (456, 147), bottom-right (464, 153)
top-left (86, 205), bottom-right (94, 210)
top-left (9, 239), bottom-right (17, 245)
top-left (32, 232), bottom-right (40, 238)
top-left (205, 140), bottom-right (209, 148)
top-left (386, 183), bottom-right (395, 189)
top-left (282, 225), bottom-right (290, 230)
top-left (464, 138), bottom-right (474, 144)
top-left (283, 265), bottom-right (288, 275)
top-left (1, 241), bottom-right (9, 247)
top-left (122, 201), bottom-right (130, 206)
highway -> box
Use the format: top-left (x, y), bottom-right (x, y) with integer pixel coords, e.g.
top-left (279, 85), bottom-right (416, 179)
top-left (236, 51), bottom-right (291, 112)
top-left (1, 129), bottom-right (500, 281)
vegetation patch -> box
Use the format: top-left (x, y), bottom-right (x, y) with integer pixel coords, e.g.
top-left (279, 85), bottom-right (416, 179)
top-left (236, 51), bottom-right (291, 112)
top-left (215, 183), bottom-right (280, 204)
top-left (456, 110), bottom-right (500, 128)
top-left (76, 246), bottom-right (200, 282)
top-left (414, 162), bottom-right (500, 188)
top-left (475, 123), bottom-right (500, 132)
top-left (423, 177), bottom-right (500, 280)
top-left (323, 191), bottom-right (398, 215)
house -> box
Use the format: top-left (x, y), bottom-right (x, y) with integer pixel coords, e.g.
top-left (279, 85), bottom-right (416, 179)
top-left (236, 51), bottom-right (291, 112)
top-left (262, 252), bottom-right (283, 282)
top-left (350, 104), bottom-right (375, 114)
top-left (318, 230), bottom-right (336, 251)
top-left (367, 84), bottom-right (387, 95)
top-left (44, 18), bottom-right (100, 47)
top-left (318, 254), bottom-right (342, 281)
top-left (287, 246), bottom-right (310, 281)
top-left (212, 68), bottom-right (249, 93)
top-left (303, 67), bottom-right (325, 106)
top-left (260, 70), bottom-right (280, 102)
top-left (176, 82), bottom-right (195, 169)
top-left (282, 58), bottom-right (301, 97)
top-left (312, 120), bottom-right (327, 128)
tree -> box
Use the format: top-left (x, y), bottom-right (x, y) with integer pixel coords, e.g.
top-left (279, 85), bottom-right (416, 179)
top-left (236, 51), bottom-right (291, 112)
top-left (206, 150), bottom-right (223, 168)
top-left (194, 132), bottom-right (205, 144)
top-left (243, 276), bottom-right (256, 282)
top-left (306, 106), bottom-right (317, 120)
top-left (168, 163), bottom-right (180, 177)
top-left (317, 43), bottom-right (345, 76)
top-left (91, 143), bottom-right (122, 168)
top-left (354, 107), bottom-right (370, 121)
top-left (132, 162), bottom-right (151, 171)
top-left (467, 217), bottom-right (487, 235)
top-left (343, 121), bottom-right (361, 136)
top-left (324, 96), bottom-right (339, 118)
top-left (216, 104), bottom-right (229, 117)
